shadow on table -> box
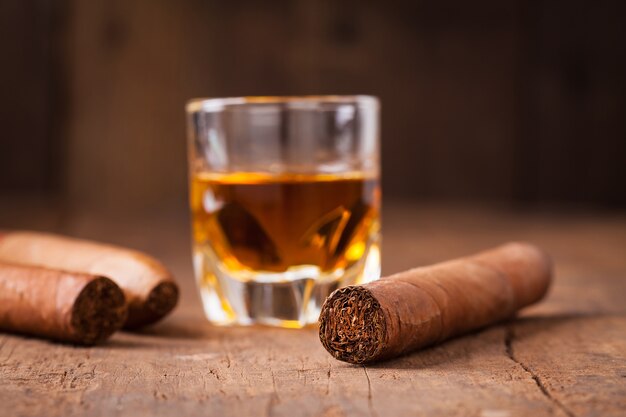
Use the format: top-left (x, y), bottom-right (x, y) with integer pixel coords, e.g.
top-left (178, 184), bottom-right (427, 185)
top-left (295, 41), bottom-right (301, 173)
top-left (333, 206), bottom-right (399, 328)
top-left (366, 312), bottom-right (613, 370)
top-left (133, 319), bottom-right (213, 340)
top-left (103, 313), bottom-right (319, 350)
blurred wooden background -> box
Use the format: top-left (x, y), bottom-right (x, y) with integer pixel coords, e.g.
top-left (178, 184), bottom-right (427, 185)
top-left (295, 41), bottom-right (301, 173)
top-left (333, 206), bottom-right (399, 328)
top-left (1, 0), bottom-right (625, 211)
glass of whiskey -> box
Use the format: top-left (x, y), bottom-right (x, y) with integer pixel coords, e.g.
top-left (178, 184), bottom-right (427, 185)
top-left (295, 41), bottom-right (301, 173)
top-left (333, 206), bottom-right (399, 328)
top-left (186, 96), bottom-right (380, 328)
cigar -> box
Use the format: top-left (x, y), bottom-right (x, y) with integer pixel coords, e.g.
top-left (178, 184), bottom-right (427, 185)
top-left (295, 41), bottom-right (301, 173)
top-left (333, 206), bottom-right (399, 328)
top-left (0, 261), bottom-right (127, 344)
top-left (0, 232), bottom-right (179, 328)
top-left (319, 242), bottom-right (552, 364)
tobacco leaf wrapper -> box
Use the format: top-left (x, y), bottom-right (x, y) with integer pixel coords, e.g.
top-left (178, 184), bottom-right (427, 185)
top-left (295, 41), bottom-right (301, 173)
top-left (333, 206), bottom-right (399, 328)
top-left (319, 242), bottom-right (552, 364)
top-left (0, 232), bottom-right (179, 328)
top-left (0, 261), bottom-right (127, 344)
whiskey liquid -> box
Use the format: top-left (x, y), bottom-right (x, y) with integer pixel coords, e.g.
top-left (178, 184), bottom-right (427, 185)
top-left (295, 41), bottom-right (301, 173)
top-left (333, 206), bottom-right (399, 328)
top-left (190, 172), bottom-right (381, 327)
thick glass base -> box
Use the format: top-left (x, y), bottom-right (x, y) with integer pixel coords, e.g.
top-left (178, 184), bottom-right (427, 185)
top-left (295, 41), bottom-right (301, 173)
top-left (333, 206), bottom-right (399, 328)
top-left (193, 241), bottom-right (380, 328)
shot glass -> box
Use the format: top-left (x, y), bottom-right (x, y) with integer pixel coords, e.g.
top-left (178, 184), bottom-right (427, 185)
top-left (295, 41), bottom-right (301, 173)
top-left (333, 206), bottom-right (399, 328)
top-left (186, 96), bottom-right (380, 327)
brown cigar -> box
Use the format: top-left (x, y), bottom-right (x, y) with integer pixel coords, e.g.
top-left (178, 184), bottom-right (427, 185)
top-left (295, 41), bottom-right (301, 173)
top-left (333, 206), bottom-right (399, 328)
top-left (0, 232), bottom-right (179, 328)
top-left (0, 261), bottom-right (127, 344)
top-left (319, 242), bottom-right (552, 364)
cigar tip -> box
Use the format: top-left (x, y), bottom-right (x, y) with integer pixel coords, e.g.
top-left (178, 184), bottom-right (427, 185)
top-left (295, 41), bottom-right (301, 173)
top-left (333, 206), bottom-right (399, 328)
top-left (124, 280), bottom-right (179, 329)
top-left (500, 241), bottom-right (552, 264)
top-left (70, 276), bottom-right (128, 345)
top-left (475, 241), bottom-right (553, 308)
top-left (147, 281), bottom-right (179, 316)
top-left (319, 285), bottom-right (386, 364)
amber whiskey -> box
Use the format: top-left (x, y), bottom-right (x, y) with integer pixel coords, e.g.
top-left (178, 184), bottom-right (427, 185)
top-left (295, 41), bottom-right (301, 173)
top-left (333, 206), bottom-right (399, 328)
top-left (190, 171), bottom-right (381, 327)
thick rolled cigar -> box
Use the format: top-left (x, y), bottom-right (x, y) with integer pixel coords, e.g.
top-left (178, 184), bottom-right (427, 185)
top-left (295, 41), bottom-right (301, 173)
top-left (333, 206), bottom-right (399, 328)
top-left (319, 242), bottom-right (552, 364)
top-left (0, 261), bottom-right (127, 344)
top-left (0, 232), bottom-right (179, 328)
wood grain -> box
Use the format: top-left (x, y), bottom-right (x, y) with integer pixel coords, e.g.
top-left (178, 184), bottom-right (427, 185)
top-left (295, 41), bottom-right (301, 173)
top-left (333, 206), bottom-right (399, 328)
top-left (0, 203), bottom-right (625, 416)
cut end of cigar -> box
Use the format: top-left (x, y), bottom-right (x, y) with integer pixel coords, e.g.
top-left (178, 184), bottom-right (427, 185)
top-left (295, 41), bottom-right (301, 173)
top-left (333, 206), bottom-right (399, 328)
top-left (124, 281), bottom-right (179, 329)
top-left (70, 277), bottom-right (128, 345)
top-left (147, 281), bottom-right (179, 316)
top-left (319, 286), bottom-right (386, 364)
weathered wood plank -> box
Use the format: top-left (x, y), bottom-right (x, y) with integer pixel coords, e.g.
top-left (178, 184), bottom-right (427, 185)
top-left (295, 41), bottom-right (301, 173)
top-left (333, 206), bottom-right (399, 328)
top-left (0, 204), bottom-right (625, 416)
top-left (508, 315), bottom-right (626, 417)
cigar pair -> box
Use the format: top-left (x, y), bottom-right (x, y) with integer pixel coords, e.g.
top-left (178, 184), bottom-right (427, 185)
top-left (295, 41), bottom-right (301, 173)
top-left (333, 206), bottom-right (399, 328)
top-left (0, 232), bottom-right (179, 345)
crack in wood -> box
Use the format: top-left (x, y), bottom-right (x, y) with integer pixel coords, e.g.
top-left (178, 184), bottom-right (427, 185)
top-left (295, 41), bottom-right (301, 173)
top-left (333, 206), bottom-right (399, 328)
top-left (363, 367), bottom-right (378, 417)
top-left (325, 361), bottom-right (331, 396)
top-left (207, 368), bottom-right (221, 381)
top-left (505, 325), bottom-right (576, 417)
top-left (265, 371), bottom-right (280, 417)
top-left (0, 336), bottom-right (8, 357)
top-left (220, 336), bottom-right (232, 369)
top-left (0, 337), bottom-right (18, 363)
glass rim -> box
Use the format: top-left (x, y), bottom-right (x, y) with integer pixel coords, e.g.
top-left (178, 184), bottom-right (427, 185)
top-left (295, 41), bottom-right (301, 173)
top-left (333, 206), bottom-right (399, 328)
top-left (186, 95), bottom-right (379, 113)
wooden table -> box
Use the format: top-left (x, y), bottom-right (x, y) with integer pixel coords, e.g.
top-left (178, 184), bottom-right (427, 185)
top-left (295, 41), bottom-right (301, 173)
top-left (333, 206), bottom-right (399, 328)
top-left (1, 201), bottom-right (625, 416)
